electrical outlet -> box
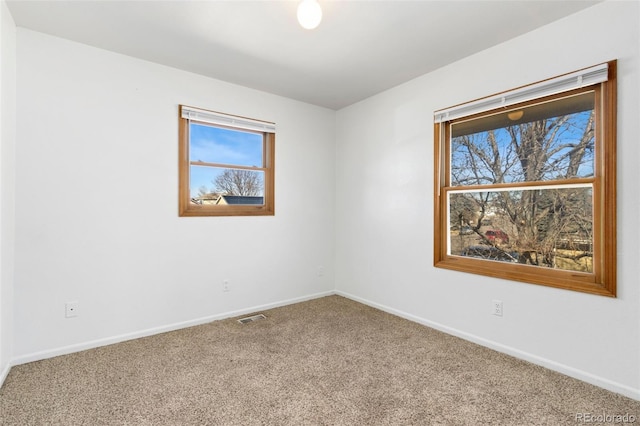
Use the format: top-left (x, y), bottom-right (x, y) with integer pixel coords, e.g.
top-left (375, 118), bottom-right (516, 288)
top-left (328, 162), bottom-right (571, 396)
top-left (65, 301), bottom-right (79, 318)
top-left (492, 299), bottom-right (503, 317)
top-left (222, 280), bottom-right (230, 292)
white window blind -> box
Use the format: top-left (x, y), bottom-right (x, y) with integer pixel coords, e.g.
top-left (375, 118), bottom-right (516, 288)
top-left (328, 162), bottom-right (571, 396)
top-left (434, 62), bottom-right (609, 123)
top-left (181, 105), bottom-right (276, 133)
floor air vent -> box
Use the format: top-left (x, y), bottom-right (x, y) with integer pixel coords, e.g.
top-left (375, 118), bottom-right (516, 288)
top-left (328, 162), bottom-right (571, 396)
top-left (237, 314), bottom-right (267, 324)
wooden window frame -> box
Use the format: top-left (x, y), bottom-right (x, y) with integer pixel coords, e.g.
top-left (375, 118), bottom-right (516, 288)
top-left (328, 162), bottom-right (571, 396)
top-left (434, 61), bottom-right (617, 297)
top-left (178, 105), bottom-right (275, 217)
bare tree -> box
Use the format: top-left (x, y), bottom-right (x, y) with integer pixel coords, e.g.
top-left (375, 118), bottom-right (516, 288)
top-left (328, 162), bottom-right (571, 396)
top-left (451, 108), bottom-right (595, 271)
top-left (197, 185), bottom-right (210, 197)
top-left (213, 169), bottom-right (263, 196)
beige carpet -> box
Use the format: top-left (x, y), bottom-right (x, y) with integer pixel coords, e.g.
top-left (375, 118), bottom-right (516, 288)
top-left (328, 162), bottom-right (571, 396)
top-left (1, 295), bottom-right (638, 425)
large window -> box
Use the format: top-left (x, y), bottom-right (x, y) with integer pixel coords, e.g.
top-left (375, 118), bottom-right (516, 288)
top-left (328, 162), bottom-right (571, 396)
top-left (433, 61), bottom-right (617, 296)
top-left (179, 105), bottom-right (275, 217)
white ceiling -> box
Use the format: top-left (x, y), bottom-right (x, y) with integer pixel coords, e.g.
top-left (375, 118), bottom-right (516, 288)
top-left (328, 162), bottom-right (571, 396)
top-left (6, 0), bottom-right (600, 110)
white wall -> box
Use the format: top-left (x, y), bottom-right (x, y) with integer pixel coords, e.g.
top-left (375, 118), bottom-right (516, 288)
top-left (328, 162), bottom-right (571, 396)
top-left (12, 29), bottom-right (335, 362)
top-left (335, 1), bottom-right (640, 399)
top-left (0, 0), bottom-right (16, 384)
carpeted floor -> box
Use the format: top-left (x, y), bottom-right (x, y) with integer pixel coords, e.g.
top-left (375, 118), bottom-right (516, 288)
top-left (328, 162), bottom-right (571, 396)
top-left (1, 295), bottom-right (638, 425)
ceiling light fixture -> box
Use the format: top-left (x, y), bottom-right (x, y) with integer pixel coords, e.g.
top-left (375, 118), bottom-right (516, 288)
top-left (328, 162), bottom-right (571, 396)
top-left (297, 0), bottom-right (322, 30)
top-left (507, 110), bottom-right (524, 121)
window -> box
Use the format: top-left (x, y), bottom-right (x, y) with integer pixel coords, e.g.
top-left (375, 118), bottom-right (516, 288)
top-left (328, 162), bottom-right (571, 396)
top-left (179, 105), bottom-right (275, 217)
top-left (433, 61), bottom-right (617, 296)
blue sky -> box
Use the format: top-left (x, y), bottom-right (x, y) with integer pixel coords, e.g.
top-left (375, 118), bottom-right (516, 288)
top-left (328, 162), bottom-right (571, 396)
top-left (189, 123), bottom-right (263, 197)
top-left (451, 110), bottom-right (594, 185)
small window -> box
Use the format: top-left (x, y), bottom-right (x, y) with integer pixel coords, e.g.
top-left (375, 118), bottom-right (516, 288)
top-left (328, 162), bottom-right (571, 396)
top-left (179, 105), bottom-right (275, 216)
top-left (433, 61), bottom-right (617, 296)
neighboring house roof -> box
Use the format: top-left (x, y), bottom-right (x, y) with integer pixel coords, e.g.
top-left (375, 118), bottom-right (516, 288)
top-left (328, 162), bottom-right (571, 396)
top-left (191, 193), bottom-right (221, 205)
top-left (217, 195), bottom-right (264, 205)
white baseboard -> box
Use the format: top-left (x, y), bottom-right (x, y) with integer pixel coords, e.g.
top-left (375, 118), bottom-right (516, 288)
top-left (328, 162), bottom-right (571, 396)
top-left (0, 360), bottom-right (11, 389)
top-left (336, 290), bottom-right (640, 402)
top-left (12, 290), bottom-right (335, 366)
